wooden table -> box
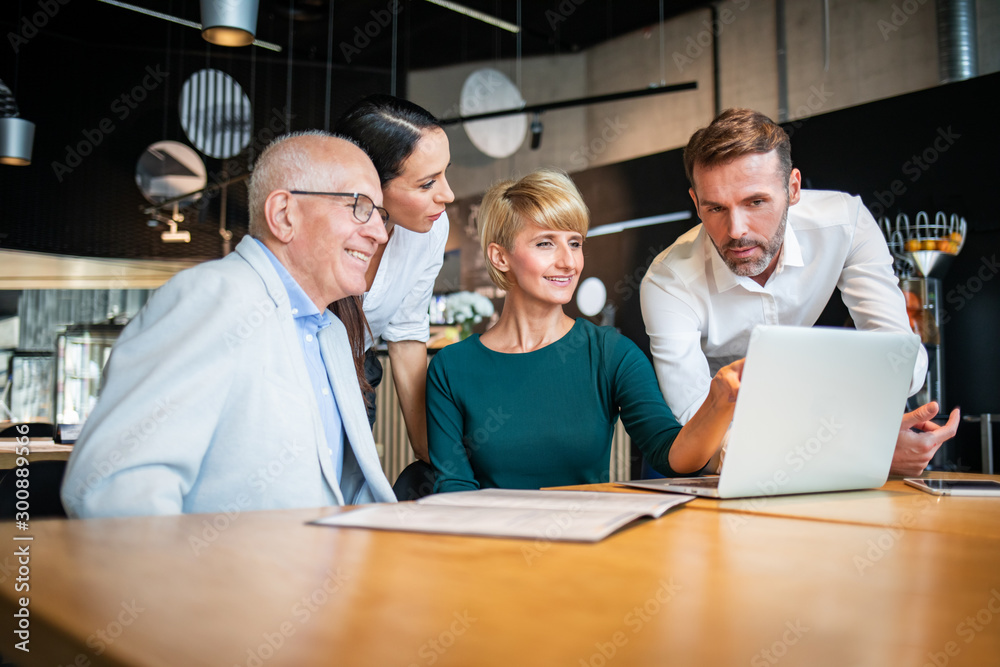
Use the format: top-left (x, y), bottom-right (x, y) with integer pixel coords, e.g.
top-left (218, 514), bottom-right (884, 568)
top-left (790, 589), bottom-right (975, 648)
top-left (0, 443), bottom-right (73, 469)
top-left (567, 472), bottom-right (1000, 539)
top-left (2, 478), bottom-right (999, 666)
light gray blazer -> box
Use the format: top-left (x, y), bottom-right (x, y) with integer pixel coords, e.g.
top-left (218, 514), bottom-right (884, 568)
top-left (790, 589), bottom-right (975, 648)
top-left (62, 236), bottom-right (396, 518)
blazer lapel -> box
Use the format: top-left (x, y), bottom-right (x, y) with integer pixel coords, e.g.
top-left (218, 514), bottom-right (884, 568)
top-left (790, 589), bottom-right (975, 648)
top-left (319, 318), bottom-right (395, 504)
top-left (236, 237), bottom-right (347, 505)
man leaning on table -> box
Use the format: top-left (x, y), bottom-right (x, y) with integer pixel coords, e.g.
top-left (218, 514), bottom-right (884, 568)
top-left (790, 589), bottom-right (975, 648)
top-left (640, 108), bottom-right (960, 476)
top-left (61, 132), bottom-right (397, 518)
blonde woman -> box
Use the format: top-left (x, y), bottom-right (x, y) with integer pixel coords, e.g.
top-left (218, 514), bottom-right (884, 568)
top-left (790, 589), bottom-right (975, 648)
top-left (426, 169), bottom-right (743, 493)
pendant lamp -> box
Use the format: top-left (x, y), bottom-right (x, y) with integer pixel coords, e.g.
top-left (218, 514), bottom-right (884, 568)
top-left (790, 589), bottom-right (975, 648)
top-left (200, 0), bottom-right (260, 47)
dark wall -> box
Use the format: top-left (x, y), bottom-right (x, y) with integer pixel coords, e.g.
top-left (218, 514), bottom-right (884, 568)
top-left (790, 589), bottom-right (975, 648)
top-left (0, 1), bottom-right (392, 260)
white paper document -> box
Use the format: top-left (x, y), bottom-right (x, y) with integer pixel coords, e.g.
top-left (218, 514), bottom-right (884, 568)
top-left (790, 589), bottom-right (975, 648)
top-left (312, 489), bottom-right (693, 542)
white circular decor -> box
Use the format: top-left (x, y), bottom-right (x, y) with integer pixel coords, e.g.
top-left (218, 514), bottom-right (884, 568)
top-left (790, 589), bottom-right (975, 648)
top-left (460, 69), bottom-right (526, 159)
top-left (135, 140), bottom-right (207, 205)
top-left (179, 69), bottom-right (252, 159)
top-left (576, 277), bottom-right (607, 317)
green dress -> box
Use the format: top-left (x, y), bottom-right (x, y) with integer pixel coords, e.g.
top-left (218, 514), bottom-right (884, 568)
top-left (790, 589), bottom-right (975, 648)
top-left (427, 318), bottom-right (684, 493)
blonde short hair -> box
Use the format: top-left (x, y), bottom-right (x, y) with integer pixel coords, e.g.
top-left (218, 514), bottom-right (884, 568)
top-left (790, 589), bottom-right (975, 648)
top-left (477, 169), bottom-right (589, 290)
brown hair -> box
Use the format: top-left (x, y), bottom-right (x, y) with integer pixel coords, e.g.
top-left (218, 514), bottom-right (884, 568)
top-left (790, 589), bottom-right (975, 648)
top-left (328, 295), bottom-right (374, 402)
top-left (683, 108), bottom-right (792, 188)
top-left (477, 169), bottom-right (589, 291)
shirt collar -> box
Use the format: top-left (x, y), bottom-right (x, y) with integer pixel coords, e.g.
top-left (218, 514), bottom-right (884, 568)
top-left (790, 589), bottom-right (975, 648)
top-left (706, 217), bottom-right (804, 293)
top-left (252, 237), bottom-right (326, 322)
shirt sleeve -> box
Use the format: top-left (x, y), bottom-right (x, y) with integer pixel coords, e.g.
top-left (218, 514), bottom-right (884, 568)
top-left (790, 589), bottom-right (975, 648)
top-left (426, 350), bottom-right (480, 493)
top-left (382, 213), bottom-right (449, 343)
top-left (61, 268), bottom-right (241, 517)
top-left (604, 332), bottom-right (688, 477)
top-left (837, 197), bottom-right (928, 395)
top-left (640, 267), bottom-right (714, 425)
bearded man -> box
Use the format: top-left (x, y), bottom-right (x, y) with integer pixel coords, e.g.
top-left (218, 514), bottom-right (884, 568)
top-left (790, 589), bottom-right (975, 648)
top-left (640, 108), bottom-right (958, 476)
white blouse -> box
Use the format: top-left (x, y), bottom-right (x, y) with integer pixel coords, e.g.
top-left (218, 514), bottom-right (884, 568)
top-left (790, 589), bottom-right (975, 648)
top-left (362, 211), bottom-right (449, 350)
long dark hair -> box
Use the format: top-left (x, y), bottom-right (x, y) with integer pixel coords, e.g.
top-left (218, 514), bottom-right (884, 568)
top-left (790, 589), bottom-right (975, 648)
top-left (329, 296), bottom-right (374, 401)
top-left (335, 94), bottom-right (442, 184)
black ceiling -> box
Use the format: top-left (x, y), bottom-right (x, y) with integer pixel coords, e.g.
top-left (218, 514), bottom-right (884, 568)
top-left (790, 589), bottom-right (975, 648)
top-left (0, 0), bottom-right (712, 267)
top-left (6, 1), bottom-right (712, 74)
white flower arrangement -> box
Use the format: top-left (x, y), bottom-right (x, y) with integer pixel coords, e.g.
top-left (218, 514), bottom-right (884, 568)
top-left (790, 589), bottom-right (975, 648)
top-left (443, 291), bottom-right (494, 325)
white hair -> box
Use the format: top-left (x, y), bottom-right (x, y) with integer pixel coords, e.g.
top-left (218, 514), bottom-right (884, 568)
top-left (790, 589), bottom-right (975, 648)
top-left (247, 130), bottom-right (360, 239)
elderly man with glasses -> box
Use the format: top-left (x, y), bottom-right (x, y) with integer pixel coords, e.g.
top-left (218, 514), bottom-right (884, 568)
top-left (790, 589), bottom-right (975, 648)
top-left (62, 131), bottom-right (398, 518)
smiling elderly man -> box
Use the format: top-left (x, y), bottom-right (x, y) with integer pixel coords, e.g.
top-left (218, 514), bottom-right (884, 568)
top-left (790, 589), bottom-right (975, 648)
top-left (62, 131), bottom-right (396, 517)
top-left (640, 108), bottom-right (959, 476)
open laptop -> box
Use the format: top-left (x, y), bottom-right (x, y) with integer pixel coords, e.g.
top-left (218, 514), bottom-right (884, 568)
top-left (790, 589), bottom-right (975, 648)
top-left (620, 325), bottom-right (920, 499)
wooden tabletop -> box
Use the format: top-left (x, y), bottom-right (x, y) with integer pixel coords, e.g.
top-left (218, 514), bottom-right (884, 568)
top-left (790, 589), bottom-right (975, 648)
top-left (2, 481), bottom-right (999, 667)
top-left (560, 472), bottom-right (1000, 539)
top-left (0, 442), bottom-right (73, 469)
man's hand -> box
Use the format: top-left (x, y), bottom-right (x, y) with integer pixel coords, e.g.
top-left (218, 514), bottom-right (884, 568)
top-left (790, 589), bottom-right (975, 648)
top-left (889, 402), bottom-right (961, 476)
top-left (709, 358), bottom-right (744, 408)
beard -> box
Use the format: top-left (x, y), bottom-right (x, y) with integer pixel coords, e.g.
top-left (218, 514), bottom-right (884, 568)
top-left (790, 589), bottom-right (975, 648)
top-left (714, 205), bottom-right (788, 278)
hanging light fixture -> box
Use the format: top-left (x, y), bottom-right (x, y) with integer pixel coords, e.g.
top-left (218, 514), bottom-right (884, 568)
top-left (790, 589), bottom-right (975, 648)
top-left (200, 0), bottom-right (260, 47)
top-left (0, 78), bottom-right (34, 166)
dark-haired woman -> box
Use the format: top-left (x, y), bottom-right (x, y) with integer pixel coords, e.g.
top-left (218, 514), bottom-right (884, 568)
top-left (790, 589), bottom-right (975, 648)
top-left (336, 95), bottom-right (454, 471)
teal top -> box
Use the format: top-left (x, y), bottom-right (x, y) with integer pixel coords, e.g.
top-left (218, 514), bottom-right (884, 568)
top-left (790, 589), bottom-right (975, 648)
top-left (427, 318), bottom-right (684, 493)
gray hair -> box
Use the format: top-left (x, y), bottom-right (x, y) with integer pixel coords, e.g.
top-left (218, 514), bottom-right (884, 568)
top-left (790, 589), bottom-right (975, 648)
top-left (247, 130), bottom-right (359, 238)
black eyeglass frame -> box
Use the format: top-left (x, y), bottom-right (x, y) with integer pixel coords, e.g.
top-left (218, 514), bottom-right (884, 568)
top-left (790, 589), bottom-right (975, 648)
top-left (289, 191), bottom-right (389, 224)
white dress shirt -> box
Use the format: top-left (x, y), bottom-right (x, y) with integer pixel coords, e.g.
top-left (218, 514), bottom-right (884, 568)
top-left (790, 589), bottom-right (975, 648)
top-left (641, 189), bottom-right (928, 425)
top-left (363, 211), bottom-right (449, 350)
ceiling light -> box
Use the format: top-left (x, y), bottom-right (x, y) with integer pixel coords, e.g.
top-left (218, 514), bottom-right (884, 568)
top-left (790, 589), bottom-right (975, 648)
top-left (200, 0), bottom-right (260, 47)
top-left (97, 0), bottom-right (280, 51)
top-left (423, 0), bottom-right (520, 33)
top-left (0, 79), bottom-right (34, 167)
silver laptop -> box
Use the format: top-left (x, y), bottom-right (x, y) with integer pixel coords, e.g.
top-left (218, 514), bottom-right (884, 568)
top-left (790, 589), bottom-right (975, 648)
top-left (621, 325), bottom-right (919, 499)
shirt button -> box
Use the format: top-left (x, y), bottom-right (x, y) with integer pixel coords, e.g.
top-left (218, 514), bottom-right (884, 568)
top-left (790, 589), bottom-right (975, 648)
top-left (305, 334), bottom-right (314, 342)
top-left (328, 448), bottom-right (333, 455)
top-left (291, 308), bottom-right (299, 315)
top-left (321, 388), bottom-right (329, 396)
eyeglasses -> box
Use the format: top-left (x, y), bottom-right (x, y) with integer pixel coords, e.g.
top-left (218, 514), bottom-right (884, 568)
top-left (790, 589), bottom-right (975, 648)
top-left (289, 191), bottom-right (389, 225)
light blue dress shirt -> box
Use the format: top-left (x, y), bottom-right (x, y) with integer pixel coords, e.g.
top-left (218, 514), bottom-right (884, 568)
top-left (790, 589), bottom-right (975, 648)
top-left (253, 238), bottom-right (344, 482)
